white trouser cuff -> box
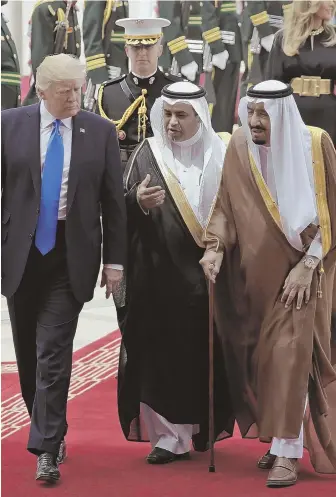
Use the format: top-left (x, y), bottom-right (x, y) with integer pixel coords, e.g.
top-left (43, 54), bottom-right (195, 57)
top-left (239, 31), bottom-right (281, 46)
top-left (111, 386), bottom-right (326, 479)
top-left (270, 435), bottom-right (303, 459)
top-left (140, 402), bottom-right (192, 454)
top-left (270, 395), bottom-right (307, 459)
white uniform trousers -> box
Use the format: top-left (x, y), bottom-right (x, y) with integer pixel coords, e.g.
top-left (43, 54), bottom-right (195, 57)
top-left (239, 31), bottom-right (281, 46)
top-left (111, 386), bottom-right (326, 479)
top-left (140, 402), bottom-right (192, 454)
top-left (270, 396), bottom-right (308, 459)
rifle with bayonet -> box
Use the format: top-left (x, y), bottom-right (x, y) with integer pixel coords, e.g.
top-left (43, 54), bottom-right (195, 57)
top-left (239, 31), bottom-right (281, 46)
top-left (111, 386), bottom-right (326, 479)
top-left (170, 0), bottom-right (191, 76)
top-left (202, 42), bottom-right (216, 106)
top-left (54, 0), bottom-right (72, 54)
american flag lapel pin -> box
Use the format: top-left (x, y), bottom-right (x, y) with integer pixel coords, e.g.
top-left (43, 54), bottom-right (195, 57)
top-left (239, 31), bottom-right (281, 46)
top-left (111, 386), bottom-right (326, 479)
top-left (80, 128), bottom-right (85, 134)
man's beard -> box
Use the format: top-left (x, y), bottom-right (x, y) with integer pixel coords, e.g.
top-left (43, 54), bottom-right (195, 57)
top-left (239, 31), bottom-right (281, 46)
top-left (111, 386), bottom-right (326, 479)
top-left (251, 126), bottom-right (266, 145)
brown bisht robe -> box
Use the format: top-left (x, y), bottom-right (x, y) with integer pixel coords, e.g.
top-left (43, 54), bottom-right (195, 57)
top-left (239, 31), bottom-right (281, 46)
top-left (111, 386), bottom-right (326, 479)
top-left (117, 137), bottom-right (234, 450)
top-left (204, 126), bottom-right (336, 473)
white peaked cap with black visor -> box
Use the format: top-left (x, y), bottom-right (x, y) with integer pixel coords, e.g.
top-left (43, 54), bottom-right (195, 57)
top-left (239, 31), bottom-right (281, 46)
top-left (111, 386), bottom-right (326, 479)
top-left (116, 17), bottom-right (170, 45)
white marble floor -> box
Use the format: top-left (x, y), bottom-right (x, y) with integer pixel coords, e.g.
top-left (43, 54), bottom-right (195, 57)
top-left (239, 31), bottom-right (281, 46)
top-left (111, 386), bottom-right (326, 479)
top-left (1, 273), bottom-right (119, 363)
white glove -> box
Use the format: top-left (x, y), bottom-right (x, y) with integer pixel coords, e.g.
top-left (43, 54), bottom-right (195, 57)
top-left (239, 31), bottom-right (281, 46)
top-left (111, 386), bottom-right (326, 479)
top-left (181, 60), bottom-right (198, 82)
top-left (94, 84), bottom-right (101, 100)
top-left (107, 65), bottom-right (122, 80)
top-left (212, 50), bottom-right (229, 71)
top-left (260, 34), bottom-right (275, 53)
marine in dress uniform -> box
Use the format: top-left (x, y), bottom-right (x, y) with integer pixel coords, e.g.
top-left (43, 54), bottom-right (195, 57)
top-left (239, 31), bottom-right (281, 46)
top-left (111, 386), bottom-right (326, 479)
top-left (97, 17), bottom-right (183, 169)
top-left (246, 1), bottom-right (292, 86)
top-left (201, 1), bottom-right (242, 132)
top-left (23, 0), bottom-right (81, 106)
top-left (1, 1), bottom-right (21, 109)
top-left (83, 1), bottom-right (129, 86)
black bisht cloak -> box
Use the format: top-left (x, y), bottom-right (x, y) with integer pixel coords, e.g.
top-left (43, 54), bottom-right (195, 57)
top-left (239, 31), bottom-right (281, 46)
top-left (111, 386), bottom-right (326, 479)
top-left (116, 138), bottom-right (235, 450)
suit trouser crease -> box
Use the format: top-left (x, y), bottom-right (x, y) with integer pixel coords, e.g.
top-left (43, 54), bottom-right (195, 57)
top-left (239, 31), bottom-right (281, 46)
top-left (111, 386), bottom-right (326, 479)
top-left (7, 225), bottom-right (83, 456)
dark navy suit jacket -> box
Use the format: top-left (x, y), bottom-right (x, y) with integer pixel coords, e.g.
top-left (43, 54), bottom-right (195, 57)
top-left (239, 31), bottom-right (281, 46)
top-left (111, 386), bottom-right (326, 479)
top-left (1, 103), bottom-right (127, 302)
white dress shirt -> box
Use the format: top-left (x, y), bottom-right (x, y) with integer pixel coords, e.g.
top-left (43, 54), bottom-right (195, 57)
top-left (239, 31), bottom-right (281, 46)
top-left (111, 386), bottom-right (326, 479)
top-left (39, 101), bottom-right (122, 270)
top-left (40, 100), bottom-right (72, 220)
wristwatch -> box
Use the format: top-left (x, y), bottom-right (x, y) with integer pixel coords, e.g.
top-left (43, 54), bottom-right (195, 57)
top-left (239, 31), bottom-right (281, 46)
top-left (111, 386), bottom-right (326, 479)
top-left (303, 256), bottom-right (318, 270)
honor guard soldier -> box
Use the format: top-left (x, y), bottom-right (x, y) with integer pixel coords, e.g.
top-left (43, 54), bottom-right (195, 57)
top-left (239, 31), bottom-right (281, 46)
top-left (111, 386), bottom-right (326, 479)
top-left (239, 2), bottom-right (253, 98)
top-left (163, 1), bottom-right (204, 82)
top-left (246, 1), bottom-right (292, 86)
top-left (158, 1), bottom-right (198, 82)
top-left (97, 17), bottom-right (183, 169)
top-left (201, 1), bottom-right (242, 132)
top-left (1, 1), bottom-right (21, 109)
top-left (83, 1), bottom-right (129, 86)
top-left (23, 0), bottom-right (81, 106)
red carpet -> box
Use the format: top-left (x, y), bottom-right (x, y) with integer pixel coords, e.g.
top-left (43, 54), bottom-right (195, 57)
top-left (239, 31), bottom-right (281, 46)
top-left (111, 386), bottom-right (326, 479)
top-left (2, 332), bottom-right (335, 497)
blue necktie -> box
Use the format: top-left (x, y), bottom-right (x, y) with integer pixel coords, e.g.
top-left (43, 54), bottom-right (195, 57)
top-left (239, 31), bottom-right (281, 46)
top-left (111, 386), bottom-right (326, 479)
top-left (35, 119), bottom-right (64, 255)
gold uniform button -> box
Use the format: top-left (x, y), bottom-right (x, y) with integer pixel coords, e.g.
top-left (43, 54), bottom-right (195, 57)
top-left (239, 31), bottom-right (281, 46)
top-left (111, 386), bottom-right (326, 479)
top-left (76, 43), bottom-right (80, 48)
top-left (13, 54), bottom-right (17, 59)
top-left (6, 35), bottom-right (10, 40)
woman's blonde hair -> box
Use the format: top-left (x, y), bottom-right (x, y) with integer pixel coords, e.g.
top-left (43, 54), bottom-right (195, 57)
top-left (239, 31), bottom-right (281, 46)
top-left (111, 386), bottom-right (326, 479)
top-left (283, 0), bottom-right (336, 56)
top-left (36, 53), bottom-right (86, 97)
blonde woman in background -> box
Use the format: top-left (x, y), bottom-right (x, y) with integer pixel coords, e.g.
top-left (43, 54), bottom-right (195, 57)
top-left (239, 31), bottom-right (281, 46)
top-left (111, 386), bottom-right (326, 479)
top-left (266, 0), bottom-right (336, 145)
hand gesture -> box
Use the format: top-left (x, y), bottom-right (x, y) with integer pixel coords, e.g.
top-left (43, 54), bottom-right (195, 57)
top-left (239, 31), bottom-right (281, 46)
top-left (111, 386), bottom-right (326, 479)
top-left (281, 260), bottom-right (314, 309)
top-left (101, 267), bottom-right (123, 299)
top-left (137, 174), bottom-right (165, 211)
top-left (200, 250), bottom-right (224, 284)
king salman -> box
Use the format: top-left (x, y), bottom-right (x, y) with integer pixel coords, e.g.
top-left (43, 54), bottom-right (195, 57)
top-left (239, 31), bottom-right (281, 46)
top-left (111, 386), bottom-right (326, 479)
top-left (117, 82), bottom-right (234, 464)
top-left (201, 80), bottom-right (336, 487)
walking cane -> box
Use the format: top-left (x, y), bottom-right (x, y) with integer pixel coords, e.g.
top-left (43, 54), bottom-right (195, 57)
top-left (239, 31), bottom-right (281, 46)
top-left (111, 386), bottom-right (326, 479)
top-left (208, 279), bottom-right (215, 472)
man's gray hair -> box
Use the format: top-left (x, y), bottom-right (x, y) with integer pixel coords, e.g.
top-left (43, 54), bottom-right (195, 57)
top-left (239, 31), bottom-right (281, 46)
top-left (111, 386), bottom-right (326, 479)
top-left (36, 54), bottom-right (86, 97)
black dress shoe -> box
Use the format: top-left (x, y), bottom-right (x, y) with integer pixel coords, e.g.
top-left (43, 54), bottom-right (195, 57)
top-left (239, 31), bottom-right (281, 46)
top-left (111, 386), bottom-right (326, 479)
top-left (257, 450), bottom-right (277, 470)
top-left (36, 453), bottom-right (60, 483)
top-left (146, 447), bottom-right (190, 465)
top-left (57, 439), bottom-right (67, 465)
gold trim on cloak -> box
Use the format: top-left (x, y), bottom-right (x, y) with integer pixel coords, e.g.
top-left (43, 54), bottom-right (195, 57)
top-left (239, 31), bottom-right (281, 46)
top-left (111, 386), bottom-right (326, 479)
top-left (146, 137), bottom-right (205, 248)
top-left (248, 149), bottom-right (282, 229)
top-left (308, 126), bottom-right (332, 257)
top-left (248, 126), bottom-right (332, 257)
